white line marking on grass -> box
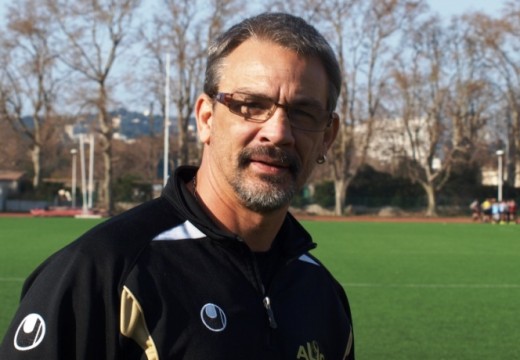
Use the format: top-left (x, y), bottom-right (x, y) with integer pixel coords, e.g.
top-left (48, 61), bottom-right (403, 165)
top-left (342, 283), bottom-right (520, 289)
top-left (0, 277), bottom-right (25, 282)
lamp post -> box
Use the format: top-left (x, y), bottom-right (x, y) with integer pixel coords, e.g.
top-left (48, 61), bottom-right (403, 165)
top-left (88, 133), bottom-right (94, 209)
top-left (496, 149), bottom-right (504, 202)
top-left (70, 149), bottom-right (77, 208)
top-left (163, 53), bottom-right (171, 188)
top-left (79, 134), bottom-right (88, 214)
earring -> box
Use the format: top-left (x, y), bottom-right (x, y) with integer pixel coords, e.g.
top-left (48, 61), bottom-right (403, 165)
top-left (316, 154), bottom-right (327, 164)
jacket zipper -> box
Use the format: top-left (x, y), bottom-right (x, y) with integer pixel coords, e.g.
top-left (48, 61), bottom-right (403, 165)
top-left (262, 289), bottom-right (278, 329)
top-left (241, 242), bottom-right (279, 330)
top-left (237, 236), bottom-right (316, 330)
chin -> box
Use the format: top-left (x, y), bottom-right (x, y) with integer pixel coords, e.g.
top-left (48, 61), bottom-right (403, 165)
top-left (235, 180), bottom-right (296, 213)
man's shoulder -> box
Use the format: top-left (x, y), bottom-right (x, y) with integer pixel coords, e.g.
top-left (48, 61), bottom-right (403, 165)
top-left (22, 197), bottom-right (186, 291)
top-left (33, 197), bottom-right (183, 272)
top-left (73, 197), bottom-right (185, 257)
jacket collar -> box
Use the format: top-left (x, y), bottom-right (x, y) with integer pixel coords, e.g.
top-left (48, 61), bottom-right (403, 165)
top-left (161, 165), bottom-right (316, 257)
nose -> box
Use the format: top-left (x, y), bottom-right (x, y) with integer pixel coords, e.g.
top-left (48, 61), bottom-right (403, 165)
top-left (258, 107), bottom-right (295, 146)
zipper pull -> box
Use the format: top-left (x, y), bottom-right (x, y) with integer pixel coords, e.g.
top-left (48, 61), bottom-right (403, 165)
top-left (263, 296), bottom-right (278, 329)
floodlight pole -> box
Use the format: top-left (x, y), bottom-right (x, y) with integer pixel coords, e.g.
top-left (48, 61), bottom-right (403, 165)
top-left (496, 149), bottom-right (504, 202)
top-left (88, 133), bottom-right (94, 209)
top-left (70, 149), bottom-right (77, 208)
top-left (163, 53), bottom-right (171, 188)
top-left (79, 134), bottom-right (88, 214)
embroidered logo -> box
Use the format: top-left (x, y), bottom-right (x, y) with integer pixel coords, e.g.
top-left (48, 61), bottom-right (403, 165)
top-left (14, 313), bottom-right (46, 351)
top-left (200, 303), bottom-right (227, 332)
top-left (297, 340), bottom-right (325, 360)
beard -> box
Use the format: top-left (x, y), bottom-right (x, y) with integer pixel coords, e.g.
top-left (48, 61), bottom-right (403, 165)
top-left (230, 146), bottom-right (302, 213)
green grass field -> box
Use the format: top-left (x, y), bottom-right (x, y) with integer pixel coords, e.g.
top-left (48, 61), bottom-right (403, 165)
top-left (1, 217), bottom-right (519, 359)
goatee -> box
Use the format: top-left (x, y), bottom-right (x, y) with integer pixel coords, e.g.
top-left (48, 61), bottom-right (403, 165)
top-left (231, 146), bottom-right (301, 213)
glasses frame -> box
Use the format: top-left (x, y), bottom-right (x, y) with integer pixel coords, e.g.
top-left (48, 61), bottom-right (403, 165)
top-left (212, 92), bottom-right (334, 132)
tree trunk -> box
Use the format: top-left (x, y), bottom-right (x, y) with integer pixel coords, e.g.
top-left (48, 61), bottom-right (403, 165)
top-left (423, 183), bottom-right (437, 217)
top-left (334, 178), bottom-right (347, 216)
top-left (97, 83), bottom-right (113, 213)
top-left (30, 144), bottom-right (41, 189)
top-left (508, 108), bottom-right (519, 187)
top-left (101, 137), bottom-right (112, 213)
top-left (178, 122), bottom-right (188, 166)
top-left (98, 107), bottom-right (113, 213)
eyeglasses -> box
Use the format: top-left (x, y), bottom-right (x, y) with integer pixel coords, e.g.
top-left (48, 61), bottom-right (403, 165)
top-left (213, 92), bottom-right (334, 132)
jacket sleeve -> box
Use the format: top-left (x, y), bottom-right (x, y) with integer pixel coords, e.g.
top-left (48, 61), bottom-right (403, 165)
top-left (334, 279), bottom-right (355, 360)
top-left (0, 244), bottom-right (122, 359)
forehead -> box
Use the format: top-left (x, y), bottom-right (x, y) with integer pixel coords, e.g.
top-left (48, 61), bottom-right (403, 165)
top-left (217, 39), bottom-right (328, 102)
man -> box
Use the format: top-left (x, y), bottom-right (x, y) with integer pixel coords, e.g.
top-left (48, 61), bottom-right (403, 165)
top-left (0, 12), bottom-right (354, 359)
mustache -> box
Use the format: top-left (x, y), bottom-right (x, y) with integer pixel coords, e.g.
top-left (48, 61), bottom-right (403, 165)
top-left (238, 146), bottom-right (301, 175)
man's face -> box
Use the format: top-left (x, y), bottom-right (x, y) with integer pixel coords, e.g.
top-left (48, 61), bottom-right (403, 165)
top-left (197, 38), bottom-right (338, 213)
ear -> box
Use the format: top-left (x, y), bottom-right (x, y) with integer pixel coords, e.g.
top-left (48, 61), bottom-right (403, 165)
top-left (195, 93), bottom-right (214, 144)
top-left (322, 112), bottom-right (339, 153)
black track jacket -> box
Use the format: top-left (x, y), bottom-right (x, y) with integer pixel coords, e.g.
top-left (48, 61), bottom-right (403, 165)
top-left (0, 166), bottom-right (354, 359)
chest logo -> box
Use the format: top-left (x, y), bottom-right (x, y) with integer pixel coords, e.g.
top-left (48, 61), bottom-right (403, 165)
top-left (14, 313), bottom-right (46, 351)
top-left (200, 303), bottom-right (227, 332)
top-left (297, 340), bottom-right (325, 360)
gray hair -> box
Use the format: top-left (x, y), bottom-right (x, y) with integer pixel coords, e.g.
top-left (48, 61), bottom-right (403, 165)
top-left (204, 12), bottom-right (341, 112)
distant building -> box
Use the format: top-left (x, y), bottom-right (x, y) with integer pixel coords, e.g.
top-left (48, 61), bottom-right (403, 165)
top-left (359, 116), bottom-right (441, 171)
top-left (0, 170), bottom-right (25, 211)
top-left (481, 161), bottom-right (520, 187)
top-left (357, 116), bottom-right (519, 188)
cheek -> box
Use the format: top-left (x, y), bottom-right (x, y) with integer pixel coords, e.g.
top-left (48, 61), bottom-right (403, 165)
top-left (211, 120), bottom-right (255, 158)
top-left (296, 134), bottom-right (323, 164)
top-left (218, 114), bottom-right (260, 141)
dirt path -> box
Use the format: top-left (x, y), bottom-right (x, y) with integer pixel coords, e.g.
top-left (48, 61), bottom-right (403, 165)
top-left (294, 214), bottom-right (473, 223)
top-left (0, 211), bottom-right (475, 223)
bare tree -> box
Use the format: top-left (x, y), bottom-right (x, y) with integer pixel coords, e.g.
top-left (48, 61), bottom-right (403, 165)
top-left (471, 4), bottom-right (520, 188)
top-left (0, 0), bottom-right (60, 189)
top-left (388, 13), bottom-right (493, 216)
top-left (136, 3), bottom-right (175, 177)
top-left (44, 0), bottom-right (141, 212)
top-left (0, 111), bottom-right (27, 171)
top-left (138, 0), bottom-right (244, 172)
top-left (323, 0), bottom-right (426, 215)
top-left (444, 15), bottom-right (494, 166)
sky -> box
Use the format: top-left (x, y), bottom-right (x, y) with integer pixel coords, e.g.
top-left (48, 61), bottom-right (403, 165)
top-left (0, 1), bottom-right (509, 22)
top-left (0, 0), bottom-right (509, 113)
top-left (426, 0), bottom-right (505, 18)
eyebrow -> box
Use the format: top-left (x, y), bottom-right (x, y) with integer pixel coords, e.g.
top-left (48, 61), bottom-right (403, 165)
top-left (230, 88), bottom-right (269, 98)
top-left (230, 89), bottom-right (325, 109)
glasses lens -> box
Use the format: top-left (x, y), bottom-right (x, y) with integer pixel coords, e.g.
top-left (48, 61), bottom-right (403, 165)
top-left (288, 107), bottom-right (328, 131)
top-left (227, 93), bottom-right (274, 121)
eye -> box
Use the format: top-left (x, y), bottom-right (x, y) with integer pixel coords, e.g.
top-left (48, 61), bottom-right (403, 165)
top-left (235, 96), bottom-right (273, 117)
top-left (289, 107), bottom-right (320, 124)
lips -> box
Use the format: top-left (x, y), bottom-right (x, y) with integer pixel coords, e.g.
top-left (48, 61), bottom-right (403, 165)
top-left (250, 155), bottom-right (290, 168)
